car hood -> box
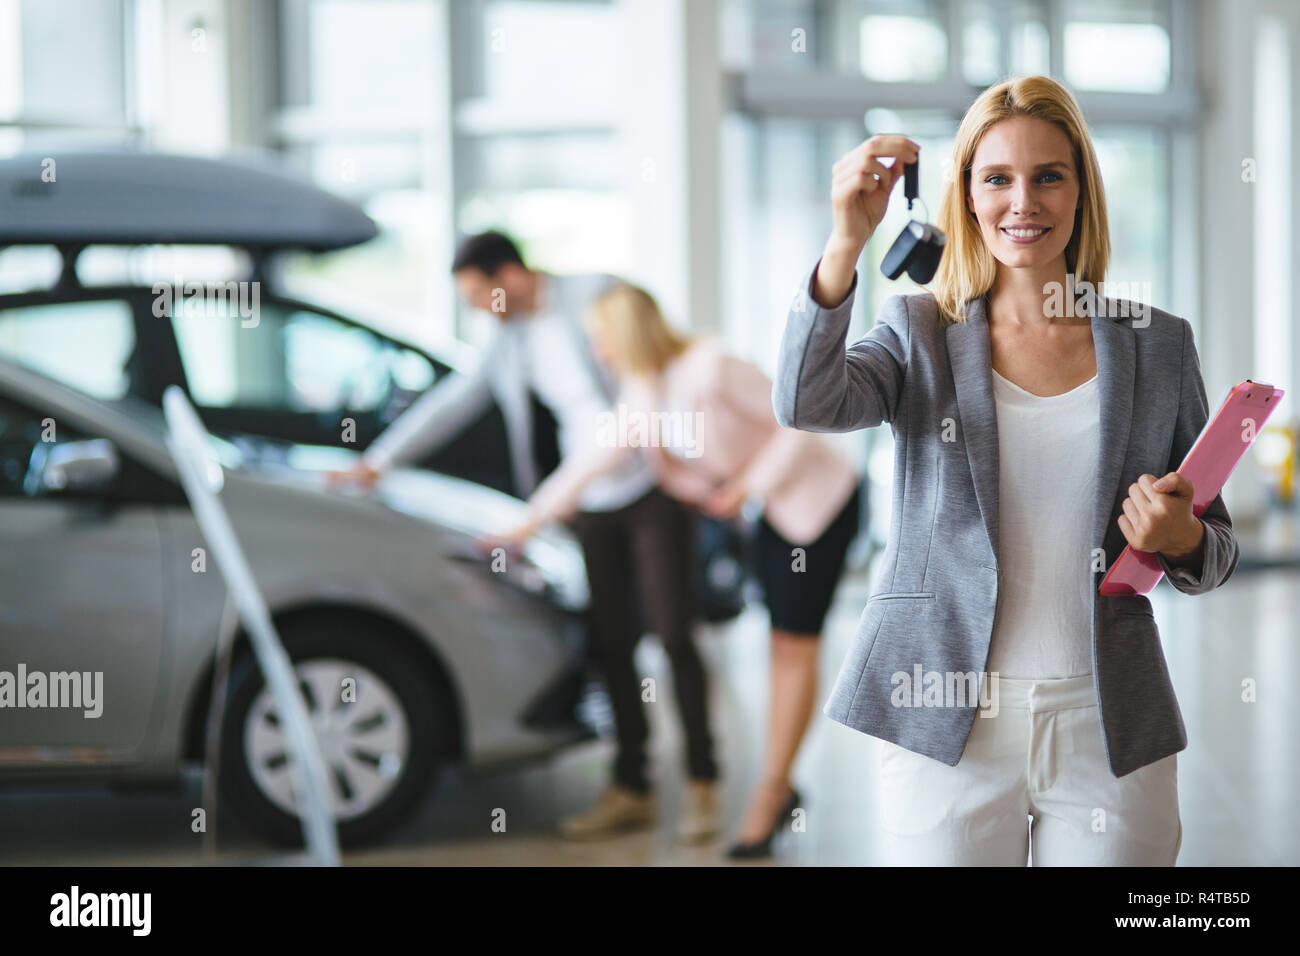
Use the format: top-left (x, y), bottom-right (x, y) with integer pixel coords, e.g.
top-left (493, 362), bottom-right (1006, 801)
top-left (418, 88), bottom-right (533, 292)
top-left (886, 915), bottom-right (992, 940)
top-left (0, 362), bottom-right (589, 608)
top-left (228, 441), bottom-right (527, 536)
top-left (230, 446), bottom-right (590, 609)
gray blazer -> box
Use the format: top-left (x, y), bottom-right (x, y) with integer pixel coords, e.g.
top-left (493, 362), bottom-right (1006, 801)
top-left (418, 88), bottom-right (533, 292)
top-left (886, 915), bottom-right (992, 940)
top-left (773, 259), bottom-right (1240, 778)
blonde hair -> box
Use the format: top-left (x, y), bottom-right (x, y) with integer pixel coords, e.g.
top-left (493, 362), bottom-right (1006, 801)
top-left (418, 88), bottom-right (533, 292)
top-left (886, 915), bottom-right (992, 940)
top-left (932, 74), bottom-right (1110, 324)
top-left (586, 281), bottom-right (693, 378)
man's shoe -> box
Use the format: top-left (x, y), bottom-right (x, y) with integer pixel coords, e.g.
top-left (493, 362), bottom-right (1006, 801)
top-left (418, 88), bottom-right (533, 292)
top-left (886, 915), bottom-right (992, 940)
top-left (559, 784), bottom-right (657, 840)
top-left (677, 780), bottom-right (721, 844)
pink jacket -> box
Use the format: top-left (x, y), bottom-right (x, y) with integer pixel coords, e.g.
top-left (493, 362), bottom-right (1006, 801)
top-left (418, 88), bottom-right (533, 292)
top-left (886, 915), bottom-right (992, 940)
top-left (524, 338), bottom-right (859, 545)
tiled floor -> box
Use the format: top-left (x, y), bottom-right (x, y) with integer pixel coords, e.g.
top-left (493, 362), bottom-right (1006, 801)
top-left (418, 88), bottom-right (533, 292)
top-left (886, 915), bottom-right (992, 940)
top-left (2, 554), bottom-right (1297, 866)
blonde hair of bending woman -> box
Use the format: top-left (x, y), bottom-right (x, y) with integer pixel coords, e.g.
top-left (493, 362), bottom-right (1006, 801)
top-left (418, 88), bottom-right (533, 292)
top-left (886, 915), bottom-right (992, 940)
top-left (585, 281), bottom-right (694, 378)
top-left (932, 74), bottom-right (1111, 325)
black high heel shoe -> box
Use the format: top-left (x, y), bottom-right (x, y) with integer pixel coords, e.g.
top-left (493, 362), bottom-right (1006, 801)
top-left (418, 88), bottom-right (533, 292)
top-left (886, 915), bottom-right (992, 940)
top-left (725, 786), bottom-right (803, 860)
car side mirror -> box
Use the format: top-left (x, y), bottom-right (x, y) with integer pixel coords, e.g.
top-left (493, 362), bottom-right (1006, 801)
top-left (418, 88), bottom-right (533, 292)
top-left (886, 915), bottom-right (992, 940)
top-left (26, 439), bottom-right (121, 495)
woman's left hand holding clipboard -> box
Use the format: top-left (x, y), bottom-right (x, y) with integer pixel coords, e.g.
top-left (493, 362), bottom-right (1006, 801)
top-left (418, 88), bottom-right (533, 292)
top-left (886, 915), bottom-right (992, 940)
top-left (1118, 472), bottom-right (1205, 563)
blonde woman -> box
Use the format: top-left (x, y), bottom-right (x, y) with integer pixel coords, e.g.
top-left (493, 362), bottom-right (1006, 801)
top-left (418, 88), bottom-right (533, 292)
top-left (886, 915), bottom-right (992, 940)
top-left (499, 283), bottom-right (863, 859)
top-left (774, 75), bottom-right (1238, 865)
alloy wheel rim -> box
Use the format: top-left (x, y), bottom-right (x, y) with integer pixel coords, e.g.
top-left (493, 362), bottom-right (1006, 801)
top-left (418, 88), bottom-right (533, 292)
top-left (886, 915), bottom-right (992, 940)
top-left (244, 658), bottom-right (411, 821)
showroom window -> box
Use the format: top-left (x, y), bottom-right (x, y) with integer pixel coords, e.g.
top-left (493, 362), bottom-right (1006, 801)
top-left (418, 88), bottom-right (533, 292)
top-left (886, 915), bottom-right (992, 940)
top-left (1062, 0), bottom-right (1171, 93)
top-left (0, 0), bottom-right (129, 155)
top-left (962, 0), bottom-right (1050, 85)
top-left (858, 1), bottom-right (949, 83)
top-left (0, 299), bottom-right (137, 401)
top-left (273, 0), bottom-right (628, 348)
top-left (448, 0), bottom-right (626, 343)
top-left (273, 0), bottom-right (454, 348)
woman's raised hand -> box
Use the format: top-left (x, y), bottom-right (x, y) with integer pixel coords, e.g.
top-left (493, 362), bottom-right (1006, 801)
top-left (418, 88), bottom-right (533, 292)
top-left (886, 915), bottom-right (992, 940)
top-left (830, 135), bottom-right (920, 250)
top-left (813, 135), bottom-right (920, 309)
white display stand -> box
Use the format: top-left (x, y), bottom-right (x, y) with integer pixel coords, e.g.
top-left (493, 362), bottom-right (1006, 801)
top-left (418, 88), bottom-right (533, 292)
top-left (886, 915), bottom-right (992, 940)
top-left (162, 386), bottom-right (341, 867)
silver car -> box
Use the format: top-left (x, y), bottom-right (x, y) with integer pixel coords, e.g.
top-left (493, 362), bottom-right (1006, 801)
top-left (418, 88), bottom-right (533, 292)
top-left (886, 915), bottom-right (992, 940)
top-left (0, 356), bottom-right (596, 847)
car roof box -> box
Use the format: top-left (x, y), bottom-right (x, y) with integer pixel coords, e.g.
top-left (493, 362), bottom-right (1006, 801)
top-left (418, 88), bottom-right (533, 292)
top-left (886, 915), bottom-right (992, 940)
top-left (0, 149), bottom-right (378, 251)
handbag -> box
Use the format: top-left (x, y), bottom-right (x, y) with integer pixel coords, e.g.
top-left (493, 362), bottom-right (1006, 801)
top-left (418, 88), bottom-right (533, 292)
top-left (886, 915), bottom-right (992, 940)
top-left (692, 512), bottom-right (750, 623)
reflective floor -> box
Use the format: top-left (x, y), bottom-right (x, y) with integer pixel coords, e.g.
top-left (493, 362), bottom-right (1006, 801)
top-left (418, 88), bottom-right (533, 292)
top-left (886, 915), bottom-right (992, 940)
top-left (1, 554), bottom-right (1296, 866)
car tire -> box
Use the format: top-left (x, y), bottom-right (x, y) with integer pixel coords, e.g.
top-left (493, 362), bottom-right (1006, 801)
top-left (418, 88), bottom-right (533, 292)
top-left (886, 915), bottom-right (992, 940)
top-left (218, 618), bottom-right (447, 849)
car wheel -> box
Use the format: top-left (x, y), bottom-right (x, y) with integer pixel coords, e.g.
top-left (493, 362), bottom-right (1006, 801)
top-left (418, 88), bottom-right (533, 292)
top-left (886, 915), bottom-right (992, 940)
top-left (218, 619), bottom-right (446, 848)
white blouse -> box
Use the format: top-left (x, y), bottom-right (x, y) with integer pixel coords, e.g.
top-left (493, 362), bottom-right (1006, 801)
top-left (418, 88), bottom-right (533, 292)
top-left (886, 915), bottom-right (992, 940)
top-left (986, 366), bottom-right (1100, 680)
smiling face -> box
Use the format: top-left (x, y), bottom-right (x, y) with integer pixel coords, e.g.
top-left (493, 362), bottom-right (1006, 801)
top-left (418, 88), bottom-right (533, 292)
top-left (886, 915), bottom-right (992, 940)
top-left (966, 114), bottom-right (1081, 273)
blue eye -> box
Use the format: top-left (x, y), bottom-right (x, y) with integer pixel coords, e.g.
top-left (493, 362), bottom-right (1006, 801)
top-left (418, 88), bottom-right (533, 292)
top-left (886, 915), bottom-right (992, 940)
top-left (985, 171), bottom-right (1063, 185)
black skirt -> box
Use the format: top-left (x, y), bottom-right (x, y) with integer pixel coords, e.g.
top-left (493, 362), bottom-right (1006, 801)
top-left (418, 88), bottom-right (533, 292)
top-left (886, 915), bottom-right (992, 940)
top-left (751, 482), bottom-right (862, 636)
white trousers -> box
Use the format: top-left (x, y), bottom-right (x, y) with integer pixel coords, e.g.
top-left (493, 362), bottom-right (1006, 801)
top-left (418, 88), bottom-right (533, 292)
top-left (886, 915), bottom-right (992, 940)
top-left (876, 674), bottom-right (1182, 866)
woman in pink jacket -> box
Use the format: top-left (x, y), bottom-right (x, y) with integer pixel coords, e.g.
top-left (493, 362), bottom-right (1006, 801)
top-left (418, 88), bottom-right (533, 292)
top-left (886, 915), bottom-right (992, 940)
top-left (497, 281), bottom-right (864, 859)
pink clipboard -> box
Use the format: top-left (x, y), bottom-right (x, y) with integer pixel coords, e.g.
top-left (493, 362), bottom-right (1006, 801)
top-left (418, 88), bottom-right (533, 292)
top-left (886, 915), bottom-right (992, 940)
top-left (1099, 379), bottom-right (1286, 596)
